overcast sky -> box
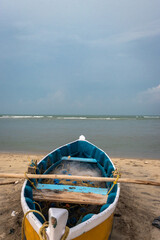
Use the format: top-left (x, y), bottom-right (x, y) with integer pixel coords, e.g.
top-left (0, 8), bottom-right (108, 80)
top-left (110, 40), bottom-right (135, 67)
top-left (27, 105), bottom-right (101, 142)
top-left (0, 0), bottom-right (160, 115)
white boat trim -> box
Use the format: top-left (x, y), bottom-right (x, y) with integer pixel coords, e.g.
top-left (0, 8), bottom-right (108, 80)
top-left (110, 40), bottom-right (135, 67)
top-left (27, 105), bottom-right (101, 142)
top-left (21, 137), bottom-right (120, 240)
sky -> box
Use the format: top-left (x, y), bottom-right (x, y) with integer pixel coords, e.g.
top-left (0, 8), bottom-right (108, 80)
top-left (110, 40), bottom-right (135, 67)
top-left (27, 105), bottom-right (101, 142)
top-left (0, 0), bottom-right (160, 115)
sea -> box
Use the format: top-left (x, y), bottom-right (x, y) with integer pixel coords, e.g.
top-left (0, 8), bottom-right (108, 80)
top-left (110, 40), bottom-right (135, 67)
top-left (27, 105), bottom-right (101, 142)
top-left (0, 115), bottom-right (160, 159)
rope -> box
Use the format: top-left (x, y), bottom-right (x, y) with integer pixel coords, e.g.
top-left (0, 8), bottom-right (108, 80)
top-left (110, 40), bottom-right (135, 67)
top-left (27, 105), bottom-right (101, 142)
top-left (25, 172), bottom-right (37, 189)
top-left (107, 169), bottom-right (120, 195)
top-left (33, 202), bottom-right (42, 213)
top-left (22, 209), bottom-right (69, 240)
top-left (23, 160), bottom-right (70, 239)
top-left (29, 159), bottom-right (38, 183)
top-left (39, 221), bottom-right (49, 240)
top-left (23, 165), bottom-right (50, 240)
top-left (21, 210), bottom-right (47, 240)
top-left (60, 226), bottom-right (70, 240)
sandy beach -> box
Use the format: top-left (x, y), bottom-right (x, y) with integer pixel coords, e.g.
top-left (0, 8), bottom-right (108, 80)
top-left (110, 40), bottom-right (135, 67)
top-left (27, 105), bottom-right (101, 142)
top-left (0, 153), bottom-right (160, 240)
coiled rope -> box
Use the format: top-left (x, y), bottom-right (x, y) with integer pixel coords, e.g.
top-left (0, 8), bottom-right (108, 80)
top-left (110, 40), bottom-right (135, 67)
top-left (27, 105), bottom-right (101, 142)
top-left (21, 209), bottom-right (48, 240)
top-left (22, 209), bottom-right (70, 240)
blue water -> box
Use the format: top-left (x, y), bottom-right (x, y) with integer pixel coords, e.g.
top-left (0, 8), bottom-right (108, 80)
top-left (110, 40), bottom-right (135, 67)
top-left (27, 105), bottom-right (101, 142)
top-left (0, 115), bottom-right (160, 159)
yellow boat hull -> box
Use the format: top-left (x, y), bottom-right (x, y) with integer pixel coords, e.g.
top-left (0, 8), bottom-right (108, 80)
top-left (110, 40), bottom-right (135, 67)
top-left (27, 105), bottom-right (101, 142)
top-left (24, 213), bottom-right (113, 240)
top-left (24, 218), bottom-right (40, 240)
top-left (72, 214), bottom-right (113, 240)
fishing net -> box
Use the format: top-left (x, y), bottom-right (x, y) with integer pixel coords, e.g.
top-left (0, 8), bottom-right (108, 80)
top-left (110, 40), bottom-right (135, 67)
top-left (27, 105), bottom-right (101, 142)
top-left (40, 161), bottom-right (105, 227)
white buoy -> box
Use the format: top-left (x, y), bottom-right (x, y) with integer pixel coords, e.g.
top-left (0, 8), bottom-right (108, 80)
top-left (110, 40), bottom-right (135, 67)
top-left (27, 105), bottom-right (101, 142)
top-left (79, 135), bottom-right (85, 140)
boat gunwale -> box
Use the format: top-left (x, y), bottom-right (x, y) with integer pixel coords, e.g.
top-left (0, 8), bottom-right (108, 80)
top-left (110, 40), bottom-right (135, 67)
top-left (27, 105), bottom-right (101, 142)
top-left (21, 137), bottom-right (120, 239)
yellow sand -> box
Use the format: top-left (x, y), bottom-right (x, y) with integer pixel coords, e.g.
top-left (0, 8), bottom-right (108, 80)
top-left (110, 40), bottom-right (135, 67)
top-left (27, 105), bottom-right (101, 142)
top-left (0, 153), bottom-right (160, 240)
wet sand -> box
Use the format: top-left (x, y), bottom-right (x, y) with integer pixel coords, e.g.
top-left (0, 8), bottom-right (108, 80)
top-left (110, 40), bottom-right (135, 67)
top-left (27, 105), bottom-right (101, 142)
top-left (0, 153), bottom-right (160, 240)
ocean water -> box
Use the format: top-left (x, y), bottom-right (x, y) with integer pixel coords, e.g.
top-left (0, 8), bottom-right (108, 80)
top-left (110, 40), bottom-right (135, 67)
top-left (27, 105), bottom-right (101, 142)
top-left (0, 115), bottom-right (160, 159)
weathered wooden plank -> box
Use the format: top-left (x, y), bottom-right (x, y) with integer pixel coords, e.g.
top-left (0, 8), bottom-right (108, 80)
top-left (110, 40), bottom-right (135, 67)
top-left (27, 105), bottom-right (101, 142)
top-left (33, 189), bottom-right (108, 205)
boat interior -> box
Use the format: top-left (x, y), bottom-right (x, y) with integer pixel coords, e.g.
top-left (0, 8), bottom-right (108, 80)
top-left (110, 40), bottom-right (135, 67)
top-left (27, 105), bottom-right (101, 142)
top-left (24, 140), bottom-right (118, 227)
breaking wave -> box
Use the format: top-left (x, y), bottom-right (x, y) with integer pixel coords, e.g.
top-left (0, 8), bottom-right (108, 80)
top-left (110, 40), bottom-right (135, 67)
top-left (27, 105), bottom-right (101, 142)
top-left (0, 115), bottom-right (160, 120)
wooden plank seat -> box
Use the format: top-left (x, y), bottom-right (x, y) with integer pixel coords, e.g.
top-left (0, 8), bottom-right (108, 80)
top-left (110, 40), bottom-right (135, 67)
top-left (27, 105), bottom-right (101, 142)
top-left (61, 156), bottom-right (97, 163)
top-left (33, 183), bottom-right (108, 205)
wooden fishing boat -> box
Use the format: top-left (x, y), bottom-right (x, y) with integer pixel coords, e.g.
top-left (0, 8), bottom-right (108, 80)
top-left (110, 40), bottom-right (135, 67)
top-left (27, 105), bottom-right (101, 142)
top-left (21, 135), bottom-right (120, 240)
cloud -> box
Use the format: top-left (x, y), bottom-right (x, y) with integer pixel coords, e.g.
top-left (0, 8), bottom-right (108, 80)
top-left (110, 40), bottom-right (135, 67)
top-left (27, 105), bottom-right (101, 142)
top-left (86, 21), bottom-right (160, 48)
top-left (11, 14), bottom-right (160, 50)
top-left (1, 1), bottom-right (160, 115)
top-left (114, 29), bottom-right (160, 44)
top-left (2, 2), bottom-right (160, 53)
top-left (138, 84), bottom-right (160, 104)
